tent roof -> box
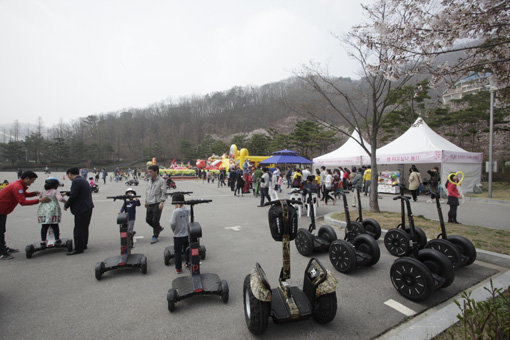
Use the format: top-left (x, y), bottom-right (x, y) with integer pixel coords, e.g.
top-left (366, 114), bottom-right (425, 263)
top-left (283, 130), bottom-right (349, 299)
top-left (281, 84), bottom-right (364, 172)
top-left (259, 154), bottom-right (313, 165)
top-left (313, 130), bottom-right (371, 166)
top-left (377, 117), bottom-right (466, 155)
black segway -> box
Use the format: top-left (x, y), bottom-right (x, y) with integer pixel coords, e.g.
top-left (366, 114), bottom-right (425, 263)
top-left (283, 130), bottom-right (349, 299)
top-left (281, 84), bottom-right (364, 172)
top-left (354, 188), bottom-right (381, 239)
top-left (328, 191), bottom-right (380, 273)
top-left (163, 192), bottom-right (206, 265)
top-left (95, 194), bottom-right (148, 280)
top-left (243, 199), bottom-right (337, 335)
top-left (384, 184), bottom-right (427, 256)
top-left (25, 228), bottom-right (73, 259)
top-left (295, 188), bottom-right (337, 256)
top-left (166, 198), bottom-right (228, 312)
top-left (125, 178), bottom-right (139, 186)
top-left (424, 190), bottom-right (476, 269)
top-left (390, 195), bottom-right (455, 301)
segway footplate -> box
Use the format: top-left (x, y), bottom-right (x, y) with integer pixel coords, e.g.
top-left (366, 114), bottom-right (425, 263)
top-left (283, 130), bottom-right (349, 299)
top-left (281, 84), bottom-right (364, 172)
top-left (172, 273), bottom-right (221, 299)
top-left (104, 253), bottom-right (144, 271)
top-left (28, 238), bottom-right (72, 255)
top-left (271, 287), bottom-right (312, 322)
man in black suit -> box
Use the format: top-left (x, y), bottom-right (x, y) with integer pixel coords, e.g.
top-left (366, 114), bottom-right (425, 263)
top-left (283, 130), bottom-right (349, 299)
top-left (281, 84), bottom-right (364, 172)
top-left (64, 167), bottom-right (94, 255)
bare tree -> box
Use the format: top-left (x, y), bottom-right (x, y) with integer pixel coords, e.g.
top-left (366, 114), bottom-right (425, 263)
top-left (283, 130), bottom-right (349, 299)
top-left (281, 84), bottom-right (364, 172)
top-left (299, 0), bottom-right (422, 211)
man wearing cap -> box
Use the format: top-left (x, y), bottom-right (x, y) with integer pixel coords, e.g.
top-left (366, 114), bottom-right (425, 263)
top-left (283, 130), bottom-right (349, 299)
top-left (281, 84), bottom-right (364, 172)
top-left (0, 171), bottom-right (50, 260)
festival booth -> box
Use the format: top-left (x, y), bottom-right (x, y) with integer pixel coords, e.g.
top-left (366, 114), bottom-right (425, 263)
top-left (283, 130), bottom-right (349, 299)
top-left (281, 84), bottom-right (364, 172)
top-left (376, 118), bottom-right (483, 193)
top-left (313, 130), bottom-right (372, 166)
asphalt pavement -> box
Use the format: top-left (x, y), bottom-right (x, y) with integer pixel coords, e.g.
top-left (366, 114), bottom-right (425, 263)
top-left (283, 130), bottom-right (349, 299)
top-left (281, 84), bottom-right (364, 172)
top-left (0, 172), bottom-right (506, 339)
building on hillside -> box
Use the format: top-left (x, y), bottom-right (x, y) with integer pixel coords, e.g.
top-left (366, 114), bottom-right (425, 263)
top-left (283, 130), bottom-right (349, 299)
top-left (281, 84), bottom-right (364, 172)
top-left (442, 72), bottom-right (491, 105)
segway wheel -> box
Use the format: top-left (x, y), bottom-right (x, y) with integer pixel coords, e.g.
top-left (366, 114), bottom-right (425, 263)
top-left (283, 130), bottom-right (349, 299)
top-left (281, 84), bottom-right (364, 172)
top-left (200, 245), bottom-right (206, 260)
top-left (390, 257), bottom-right (434, 302)
top-left (140, 256), bottom-right (148, 274)
top-left (243, 274), bottom-right (269, 335)
top-left (353, 234), bottom-right (380, 266)
top-left (384, 228), bottom-right (411, 257)
top-left (25, 244), bottom-right (34, 259)
top-left (312, 292), bottom-right (337, 324)
top-left (66, 240), bottom-right (73, 252)
top-left (362, 218), bottom-right (382, 240)
top-left (417, 248), bottom-right (455, 288)
top-left (318, 225), bottom-right (337, 243)
top-left (295, 228), bottom-right (314, 256)
top-left (425, 239), bottom-right (461, 270)
top-left (221, 280), bottom-right (229, 303)
top-left (95, 262), bottom-right (105, 281)
top-left (413, 227), bottom-right (428, 249)
top-left (167, 289), bottom-right (178, 313)
top-left (447, 235), bottom-right (476, 267)
top-left (164, 248), bottom-right (172, 266)
top-left (345, 221), bottom-right (365, 242)
top-left (329, 240), bottom-right (357, 273)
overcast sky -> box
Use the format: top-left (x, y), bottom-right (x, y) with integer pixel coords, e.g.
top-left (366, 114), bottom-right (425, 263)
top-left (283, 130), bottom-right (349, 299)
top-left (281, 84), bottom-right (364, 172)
top-left (0, 0), bottom-right (365, 127)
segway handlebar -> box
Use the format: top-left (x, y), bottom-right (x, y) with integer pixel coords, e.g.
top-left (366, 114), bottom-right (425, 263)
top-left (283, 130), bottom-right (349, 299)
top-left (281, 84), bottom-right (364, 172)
top-left (165, 191), bottom-right (193, 196)
top-left (263, 199), bottom-right (303, 207)
top-left (60, 191), bottom-right (71, 196)
top-left (393, 195), bottom-right (412, 201)
top-left (107, 195), bottom-right (142, 201)
top-left (172, 199), bottom-right (212, 205)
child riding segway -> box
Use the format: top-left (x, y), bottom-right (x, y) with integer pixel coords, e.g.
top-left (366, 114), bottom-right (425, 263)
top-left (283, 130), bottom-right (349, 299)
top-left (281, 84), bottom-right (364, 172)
top-left (243, 198), bottom-right (338, 334)
top-left (163, 191), bottom-right (206, 265)
top-left (26, 177), bottom-right (73, 258)
top-left (95, 194), bottom-right (148, 280)
top-left (166, 197), bottom-right (228, 312)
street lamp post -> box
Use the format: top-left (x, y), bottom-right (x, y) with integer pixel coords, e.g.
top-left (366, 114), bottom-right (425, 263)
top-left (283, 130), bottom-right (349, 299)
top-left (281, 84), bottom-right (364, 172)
top-left (488, 88), bottom-right (494, 198)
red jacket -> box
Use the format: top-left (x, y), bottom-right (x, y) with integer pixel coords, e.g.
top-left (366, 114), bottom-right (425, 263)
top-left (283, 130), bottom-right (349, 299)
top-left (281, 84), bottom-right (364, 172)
top-left (0, 179), bottom-right (39, 215)
top-left (446, 182), bottom-right (460, 198)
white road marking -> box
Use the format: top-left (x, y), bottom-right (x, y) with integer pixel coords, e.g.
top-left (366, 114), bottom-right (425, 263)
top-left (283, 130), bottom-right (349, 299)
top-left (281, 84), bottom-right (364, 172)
top-left (225, 226), bottom-right (241, 231)
top-left (384, 299), bottom-right (416, 316)
top-left (133, 236), bottom-right (144, 243)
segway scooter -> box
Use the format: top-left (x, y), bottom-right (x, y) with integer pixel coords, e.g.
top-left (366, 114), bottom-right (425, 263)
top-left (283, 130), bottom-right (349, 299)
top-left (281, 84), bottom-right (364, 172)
top-left (95, 194), bottom-right (148, 280)
top-left (354, 188), bottom-right (382, 239)
top-left (390, 195), bottom-right (455, 301)
top-left (163, 191), bottom-right (206, 265)
top-left (243, 199), bottom-right (337, 335)
top-left (166, 198), bottom-right (228, 312)
top-left (125, 178), bottom-right (139, 186)
top-left (25, 227), bottom-right (73, 258)
top-left (384, 184), bottom-right (427, 256)
top-left (424, 189), bottom-right (476, 269)
top-left (295, 188), bottom-right (337, 256)
top-left (328, 191), bottom-right (380, 273)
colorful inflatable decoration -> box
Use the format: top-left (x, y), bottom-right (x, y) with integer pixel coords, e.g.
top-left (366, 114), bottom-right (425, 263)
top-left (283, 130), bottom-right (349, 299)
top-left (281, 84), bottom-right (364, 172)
top-left (229, 144), bottom-right (270, 170)
top-left (447, 171), bottom-right (464, 186)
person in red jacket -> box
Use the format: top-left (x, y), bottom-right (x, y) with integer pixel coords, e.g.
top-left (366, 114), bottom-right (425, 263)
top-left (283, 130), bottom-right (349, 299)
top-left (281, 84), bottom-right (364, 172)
top-left (446, 173), bottom-right (462, 224)
top-left (0, 171), bottom-right (50, 260)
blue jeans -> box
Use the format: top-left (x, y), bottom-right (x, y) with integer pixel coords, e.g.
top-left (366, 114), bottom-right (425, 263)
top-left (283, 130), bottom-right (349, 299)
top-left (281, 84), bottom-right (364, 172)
top-left (259, 187), bottom-right (270, 206)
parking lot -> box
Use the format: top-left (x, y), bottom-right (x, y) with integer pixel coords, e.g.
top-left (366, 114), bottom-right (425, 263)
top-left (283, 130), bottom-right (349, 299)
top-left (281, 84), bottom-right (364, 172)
top-left (0, 172), bottom-right (504, 339)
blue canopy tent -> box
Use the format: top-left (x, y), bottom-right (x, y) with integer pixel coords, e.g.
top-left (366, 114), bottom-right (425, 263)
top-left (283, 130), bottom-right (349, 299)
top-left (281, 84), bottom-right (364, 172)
top-left (259, 149), bottom-right (313, 165)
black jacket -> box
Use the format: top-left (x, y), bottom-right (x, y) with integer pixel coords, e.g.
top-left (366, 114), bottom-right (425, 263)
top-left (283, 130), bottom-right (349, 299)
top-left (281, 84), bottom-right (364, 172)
top-left (64, 175), bottom-right (94, 215)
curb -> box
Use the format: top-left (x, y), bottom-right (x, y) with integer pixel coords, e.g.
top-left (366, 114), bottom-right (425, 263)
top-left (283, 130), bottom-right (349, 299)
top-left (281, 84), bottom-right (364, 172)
top-left (463, 196), bottom-right (510, 205)
top-left (323, 212), bottom-right (510, 339)
top-left (377, 270), bottom-right (510, 340)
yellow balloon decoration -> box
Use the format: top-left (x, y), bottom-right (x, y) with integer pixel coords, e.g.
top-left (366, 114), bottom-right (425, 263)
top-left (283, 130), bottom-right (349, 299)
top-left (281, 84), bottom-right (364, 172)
top-left (448, 171), bottom-right (464, 186)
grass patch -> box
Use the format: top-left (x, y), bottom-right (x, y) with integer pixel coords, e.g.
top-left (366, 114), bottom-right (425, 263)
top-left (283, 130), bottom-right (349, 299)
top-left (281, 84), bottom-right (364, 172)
top-left (330, 210), bottom-right (510, 255)
top-left (466, 181), bottom-right (510, 201)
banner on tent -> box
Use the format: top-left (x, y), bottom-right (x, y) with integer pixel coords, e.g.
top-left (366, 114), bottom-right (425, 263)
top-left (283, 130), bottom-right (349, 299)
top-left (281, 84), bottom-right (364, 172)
top-left (376, 151), bottom-right (442, 164)
top-left (314, 156), bottom-right (364, 166)
top-left (443, 151), bottom-right (483, 164)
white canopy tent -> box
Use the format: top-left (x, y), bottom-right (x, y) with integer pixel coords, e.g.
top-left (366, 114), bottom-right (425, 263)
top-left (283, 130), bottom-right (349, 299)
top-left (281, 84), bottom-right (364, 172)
top-left (376, 118), bottom-right (483, 193)
top-left (313, 130), bottom-right (371, 166)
